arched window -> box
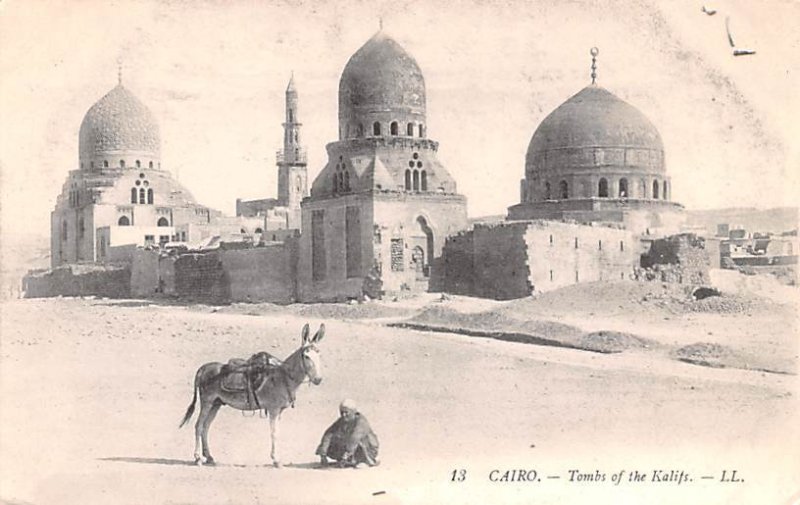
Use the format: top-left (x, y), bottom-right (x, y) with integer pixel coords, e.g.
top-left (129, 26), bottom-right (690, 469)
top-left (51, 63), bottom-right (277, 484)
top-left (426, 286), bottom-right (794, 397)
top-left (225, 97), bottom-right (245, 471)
top-left (619, 178), bottom-right (628, 197)
top-left (559, 180), bottom-right (568, 199)
top-left (78, 217), bottom-right (85, 238)
top-left (390, 122), bottom-right (398, 136)
top-left (599, 178), bottom-right (609, 197)
top-left (357, 123), bottom-right (364, 137)
top-left (149, 161), bottom-right (154, 169)
top-left (407, 123), bottom-right (414, 136)
top-left (255, 228), bottom-right (263, 234)
top-left (545, 182), bottom-right (551, 199)
top-left (652, 180), bottom-right (660, 199)
top-left (139, 188), bottom-right (146, 204)
top-left (418, 124), bottom-right (425, 138)
top-left (62, 220), bottom-right (68, 240)
top-left (131, 188), bottom-right (137, 204)
top-left (136, 160), bottom-right (141, 168)
top-left (90, 161), bottom-right (95, 169)
top-left (118, 216), bottom-right (130, 226)
top-left (103, 160), bottom-right (109, 168)
top-left (405, 169), bottom-right (411, 190)
top-left (344, 171), bottom-right (350, 191)
top-left (157, 217), bottom-right (169, 227)
top-left (147, 188), bottom-right (153, 204)
top-left (373, 122), bottom-right (381, 136)
top-left (413, 170), bottom-right (420, 191)
top-left (663, 181), bottom-right (669, 200)
top-left (120, 160), bottom-right (125, 168)
top-left (421, 170), bottom-right (427, 191)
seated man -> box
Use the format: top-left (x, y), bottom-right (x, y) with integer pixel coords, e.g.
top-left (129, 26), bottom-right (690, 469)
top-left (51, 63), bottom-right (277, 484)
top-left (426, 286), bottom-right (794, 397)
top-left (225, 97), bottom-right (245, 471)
top-left (316, 399), bottom-right (379, 468)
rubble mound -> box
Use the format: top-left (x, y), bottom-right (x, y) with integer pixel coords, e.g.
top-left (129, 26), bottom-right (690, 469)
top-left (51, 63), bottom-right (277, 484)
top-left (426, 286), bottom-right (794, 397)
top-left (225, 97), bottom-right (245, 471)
top-left (673, 342), bottom-right (747, 369)
top-left (578, 331), bottom-right (659, 353)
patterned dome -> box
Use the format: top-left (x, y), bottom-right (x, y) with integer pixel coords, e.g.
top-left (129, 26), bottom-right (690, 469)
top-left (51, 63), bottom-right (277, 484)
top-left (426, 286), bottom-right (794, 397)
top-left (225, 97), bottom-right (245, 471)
top-left (338, 31), bottom-right (426, 131)
top-left (526, 85), bottom-right (663, 170)
top-left (79, 84), bottom-right (160, 165)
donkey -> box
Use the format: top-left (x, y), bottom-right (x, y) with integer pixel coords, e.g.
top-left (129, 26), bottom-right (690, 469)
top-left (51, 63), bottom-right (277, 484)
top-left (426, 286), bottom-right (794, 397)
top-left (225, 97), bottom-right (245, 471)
top-left (179, 323), bottom-right (325, 467)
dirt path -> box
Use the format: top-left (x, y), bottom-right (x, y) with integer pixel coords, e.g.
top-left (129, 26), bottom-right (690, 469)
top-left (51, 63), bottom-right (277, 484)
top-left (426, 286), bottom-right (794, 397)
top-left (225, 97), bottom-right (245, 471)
top-left (1, 297), bottom-right (798, 505)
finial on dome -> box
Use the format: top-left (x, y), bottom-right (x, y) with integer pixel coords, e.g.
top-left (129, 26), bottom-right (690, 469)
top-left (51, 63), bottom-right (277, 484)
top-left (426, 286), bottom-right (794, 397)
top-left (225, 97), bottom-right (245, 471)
top-left (590, 47), bottom-right (599, 85)
top-left (287, 71), bottom-right (296, 92)
top-left (117, 58), bottom-right (123, 86)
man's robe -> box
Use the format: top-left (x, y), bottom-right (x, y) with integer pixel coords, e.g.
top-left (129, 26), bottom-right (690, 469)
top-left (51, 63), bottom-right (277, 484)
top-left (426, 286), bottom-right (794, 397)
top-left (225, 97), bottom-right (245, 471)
top-left (316, 413), bottom-right (379, 466)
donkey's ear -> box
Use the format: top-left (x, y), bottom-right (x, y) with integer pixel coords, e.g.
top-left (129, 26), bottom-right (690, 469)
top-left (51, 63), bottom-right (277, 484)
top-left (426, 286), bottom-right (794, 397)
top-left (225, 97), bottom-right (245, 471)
top-left (312, 323), bottom-right (325, 343)
top-left (301, 323), bottom-right (310, 343)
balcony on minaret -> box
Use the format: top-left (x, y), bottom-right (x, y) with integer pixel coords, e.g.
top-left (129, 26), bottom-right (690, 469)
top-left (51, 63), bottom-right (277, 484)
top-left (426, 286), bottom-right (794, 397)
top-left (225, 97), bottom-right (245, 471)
top-left (276, 147), bottom-right (307, 165)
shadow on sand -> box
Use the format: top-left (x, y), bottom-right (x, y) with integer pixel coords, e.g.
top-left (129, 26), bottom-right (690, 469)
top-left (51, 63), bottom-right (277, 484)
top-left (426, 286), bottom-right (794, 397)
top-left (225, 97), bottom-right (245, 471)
top-left (98, 456), bottom-right (197, 467)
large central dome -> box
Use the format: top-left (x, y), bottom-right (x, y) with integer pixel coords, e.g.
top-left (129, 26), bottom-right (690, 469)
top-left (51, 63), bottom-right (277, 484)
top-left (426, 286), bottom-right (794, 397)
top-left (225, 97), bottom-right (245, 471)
top-left (79, 84), bottom-right (161, 169)
top-left (338, 31), bottom-right (427, 140)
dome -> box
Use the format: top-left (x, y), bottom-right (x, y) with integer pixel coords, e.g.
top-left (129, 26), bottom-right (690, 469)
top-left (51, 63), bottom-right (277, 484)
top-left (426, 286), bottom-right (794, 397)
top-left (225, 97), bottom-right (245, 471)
top-left (338, 31), bottom-right (426, 138)
top-left (526, 85), bottom-right (663, 172)
top-left (79, 84), bottom-right (160, 166)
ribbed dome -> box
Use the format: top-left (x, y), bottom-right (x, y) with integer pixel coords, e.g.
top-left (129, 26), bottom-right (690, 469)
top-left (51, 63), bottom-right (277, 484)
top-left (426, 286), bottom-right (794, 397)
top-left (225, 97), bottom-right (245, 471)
top-left (338, 31), bottom-right (426, 130)
top-left (527, 85), bottom-right (663, 160)
top-left (79, 84), bottom-right (160, 165)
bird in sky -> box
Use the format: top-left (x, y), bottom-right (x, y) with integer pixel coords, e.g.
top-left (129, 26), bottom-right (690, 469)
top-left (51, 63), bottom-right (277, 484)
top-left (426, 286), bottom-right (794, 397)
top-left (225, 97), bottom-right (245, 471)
top-left (701, 5), bottom-right (717, 15)
top-left (725, 16), bottom-right (756, 56)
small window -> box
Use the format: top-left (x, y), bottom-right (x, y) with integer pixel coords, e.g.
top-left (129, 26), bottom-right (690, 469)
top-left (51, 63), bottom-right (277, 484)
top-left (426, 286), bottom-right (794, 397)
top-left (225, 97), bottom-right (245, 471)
top-left (103, 160), bottom-right (109, 168)
top-left (390, 121), bottom-right (398, 136)
top-left (62, 221), bottom-right (68, 240)
top-left (545, 182), bottom-right (551, 199)
top-left (147, 188), bottom-right (153, 204)
top-left (157, 217), bottom-right (169, 227)
top-left (652, 180), bottom-right (660, 199)
top-left (139, 188), bottom-right (146, 204)
top-left (131, 188), bottom-right (137, 204)
top-left (136, 160), bottom-right (141, 168)
top-left (549, 234), bottom-right (553, 245)
top-left (118, 216), bottom-right (130, 226)
top-left (619, 178), bottom-right (628, 197)
top-left (373, 122), bottom-right (381, 136)
top-left (120, 160), bottom-right (125, 168)
top-left (620, 241), bottom-right (625, 252)
top-left (559, 180), bottom-right (568, 199)
top-left (149, 161), bottom-right (153, 169)
top-left (413, 170), bottom-right (419, 191)
top-left (421, 170), bottom-right (427, 191)
top-left (599, 178), bottom-right (609, 197)
top-left (549, 270), bottom-right (553, 281)
top-left (418, 124), bottom-right (425, 138)
top-left (90, 161), bottom-right (95, 169)
top-left (598, 240), bottom-right (602, 250)
top-left (407, 123), bottom-right (414, 136)
top-left (357, 123), bottom-right (364, 137)
top-left (255, 228), bottom-right (263, 234)
top-left (405, 169), bottom-right (411, 190)
top-left (575, 237), bottom-right (579, 249)
top-left (575, 270), bottom-right (579, 282)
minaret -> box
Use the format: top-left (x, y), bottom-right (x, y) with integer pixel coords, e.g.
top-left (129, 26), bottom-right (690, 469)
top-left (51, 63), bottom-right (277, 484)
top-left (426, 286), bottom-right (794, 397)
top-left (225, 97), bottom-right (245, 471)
top-left (277, 74), bottom-right (307, 229)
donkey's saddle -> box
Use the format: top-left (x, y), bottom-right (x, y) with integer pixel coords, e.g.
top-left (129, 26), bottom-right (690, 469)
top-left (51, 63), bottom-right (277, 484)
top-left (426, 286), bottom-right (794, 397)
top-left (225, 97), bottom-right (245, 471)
top-left (220, 352), bottom-right (282, 408)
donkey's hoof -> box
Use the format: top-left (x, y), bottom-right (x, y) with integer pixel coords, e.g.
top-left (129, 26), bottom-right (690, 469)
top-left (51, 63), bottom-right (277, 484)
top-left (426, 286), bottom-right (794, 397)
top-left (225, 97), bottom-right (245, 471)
top-left (205, 456), bottom-right (216, 466)
top-left (194, 456), bottom-right (205, 466)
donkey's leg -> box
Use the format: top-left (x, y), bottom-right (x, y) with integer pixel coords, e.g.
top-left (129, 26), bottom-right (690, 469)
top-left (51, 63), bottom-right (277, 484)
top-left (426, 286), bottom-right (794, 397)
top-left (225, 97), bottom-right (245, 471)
top-left (268, 409), bottom-right (283, 468)
top-left (193, 395), bottom-right (213, 465)
top-left (200, 400), bottom-right (223, 465)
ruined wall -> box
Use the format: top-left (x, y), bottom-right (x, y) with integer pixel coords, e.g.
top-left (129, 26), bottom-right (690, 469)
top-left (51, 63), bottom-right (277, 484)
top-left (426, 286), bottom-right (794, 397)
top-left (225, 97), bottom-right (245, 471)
top-left (174, 252), bottom-right (229, 303)
top-left (439, 220), bottom-right (638, 300)
top-left (23, 264), bottom-right (131, 298)
top-left (471, 223), bottom-right (532, 300)
top-left (218, 241), bottom-right (297, 303)
top-left (439, 231), bottom-right (474, 295)
top-left (638, 233), bottom-right (710, 284)
top-left (130, 249), bottom-right (160, 297)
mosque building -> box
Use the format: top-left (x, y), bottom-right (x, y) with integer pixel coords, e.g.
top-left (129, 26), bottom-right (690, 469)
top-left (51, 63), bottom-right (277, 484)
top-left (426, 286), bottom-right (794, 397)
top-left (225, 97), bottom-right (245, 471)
top-left (50, 73), bottom-right (259, 268)
top-left (507, 49), bottom-right (685, 236)
top-left (296, 30), bottom-right (468, 301)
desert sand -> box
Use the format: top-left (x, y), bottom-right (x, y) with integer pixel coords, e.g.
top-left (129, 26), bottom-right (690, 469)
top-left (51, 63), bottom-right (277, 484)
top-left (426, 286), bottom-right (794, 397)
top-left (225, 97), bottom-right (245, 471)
top-left (1, 272), bottom-right (798, 505)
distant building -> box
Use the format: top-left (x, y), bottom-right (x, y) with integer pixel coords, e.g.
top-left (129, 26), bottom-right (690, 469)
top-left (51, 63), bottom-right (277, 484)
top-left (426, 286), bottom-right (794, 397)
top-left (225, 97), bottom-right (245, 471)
top-left (49, 77), bottom-right (250, 267)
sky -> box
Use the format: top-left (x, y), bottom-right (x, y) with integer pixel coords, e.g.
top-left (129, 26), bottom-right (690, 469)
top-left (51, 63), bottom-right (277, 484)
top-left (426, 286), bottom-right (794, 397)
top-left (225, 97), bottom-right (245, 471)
top-left (1, 0), bottom-right (798, 248)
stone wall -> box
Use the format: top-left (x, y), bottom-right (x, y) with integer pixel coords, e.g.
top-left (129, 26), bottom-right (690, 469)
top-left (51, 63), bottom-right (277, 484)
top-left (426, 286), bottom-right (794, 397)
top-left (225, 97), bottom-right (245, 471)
top-left (439, 220), bottom-right (638, 300)
top-left (174, 252), bottom-right (229, 303)
top-left (638, 233), bottom-right (711, 284)
top-left (23, 264), bottom-right (131, 298)
top-left (219, 241), bottom-right (298, 303)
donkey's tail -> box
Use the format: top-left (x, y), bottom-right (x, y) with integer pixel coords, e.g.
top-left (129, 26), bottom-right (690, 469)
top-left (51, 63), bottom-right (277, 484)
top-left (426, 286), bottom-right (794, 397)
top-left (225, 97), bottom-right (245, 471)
top-left (179, 384), bottom-right (198, 428)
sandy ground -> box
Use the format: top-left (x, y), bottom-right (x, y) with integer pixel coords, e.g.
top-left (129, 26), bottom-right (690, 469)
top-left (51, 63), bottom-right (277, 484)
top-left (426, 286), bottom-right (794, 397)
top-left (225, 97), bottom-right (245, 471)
top-left (1, 276), bottom-right (799, 505)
